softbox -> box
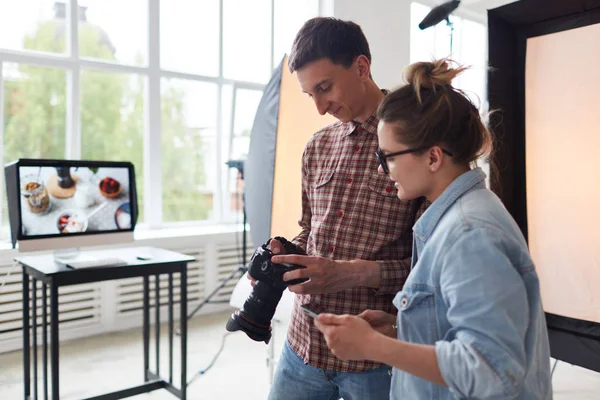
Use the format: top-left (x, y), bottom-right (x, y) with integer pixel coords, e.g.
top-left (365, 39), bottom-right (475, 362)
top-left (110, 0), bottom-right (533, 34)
top-left (488, 0), bottom-right (600, 372)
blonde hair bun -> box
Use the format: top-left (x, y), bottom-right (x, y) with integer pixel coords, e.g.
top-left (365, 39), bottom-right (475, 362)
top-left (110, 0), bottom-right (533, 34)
top-left (404, 59), bottom-right (468, 103)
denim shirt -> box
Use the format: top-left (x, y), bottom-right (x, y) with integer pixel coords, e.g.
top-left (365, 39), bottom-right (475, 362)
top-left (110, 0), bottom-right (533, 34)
top-left (391, 168), bottom-right (552, 399)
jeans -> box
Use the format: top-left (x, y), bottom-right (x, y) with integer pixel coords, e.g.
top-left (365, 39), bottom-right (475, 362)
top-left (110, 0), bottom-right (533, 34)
top-left (267, 340), bottom-right (392, 400)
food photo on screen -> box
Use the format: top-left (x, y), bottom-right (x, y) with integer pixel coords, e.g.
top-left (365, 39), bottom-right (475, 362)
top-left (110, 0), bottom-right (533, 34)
top-left (19, 166), bottom-right (132, 236)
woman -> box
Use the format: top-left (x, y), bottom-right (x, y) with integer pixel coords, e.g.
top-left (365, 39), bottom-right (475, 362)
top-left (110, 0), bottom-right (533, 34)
top-left (314, 59), bottom-right (552, 399)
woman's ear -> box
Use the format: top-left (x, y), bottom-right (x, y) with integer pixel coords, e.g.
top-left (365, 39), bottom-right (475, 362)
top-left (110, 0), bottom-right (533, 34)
top-left (428, 147), bottom-right (444, 172)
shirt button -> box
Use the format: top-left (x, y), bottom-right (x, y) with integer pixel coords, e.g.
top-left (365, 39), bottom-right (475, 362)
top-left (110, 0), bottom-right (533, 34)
top-left (385, 187), bottom-right (392, 193)
top-left (337, 211), bottom-right (343, 218)
top-left (329, 246), bottom-right (334, 252)
top-left (347, 178), bottom-right (353, 184)
top-left (400, 297), bottom-right (408, 308)
top-left (354, 145), bottom-right (360, 152)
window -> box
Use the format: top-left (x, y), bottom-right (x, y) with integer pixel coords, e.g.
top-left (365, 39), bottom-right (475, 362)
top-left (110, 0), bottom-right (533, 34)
top-left (2, 63), bottom-right (67, 227)
top-left (0, 0), bottom-right (65, 54)
top-left (0, 0), bottom-right (320, 238)
top-left (221, 87), bottom-right (263, 220)
top-left (160, 0), bottom-right (219, 76)
top-left (80, 70), bottom-right (146, 220)
top-left (410, 2), bottom-right (490, 179)
top-left (79, 0), bottom-right (148, 66)
top-left (160, 79), bottom-right (218, 222)
top-left (223, 0), bottom-right (272, 84)
top-left (410, 2), bottom-right (488, 109)
top-left (273, 0), bottom-right (320, 67)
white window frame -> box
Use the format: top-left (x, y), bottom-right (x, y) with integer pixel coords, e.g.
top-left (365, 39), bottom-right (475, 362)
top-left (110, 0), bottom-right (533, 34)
top-left (0, 0), bottom-right (297, 233)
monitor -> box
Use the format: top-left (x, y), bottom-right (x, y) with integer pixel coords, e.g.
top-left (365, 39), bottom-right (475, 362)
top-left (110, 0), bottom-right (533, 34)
top-left (5, 159), bottom-right (138, 253)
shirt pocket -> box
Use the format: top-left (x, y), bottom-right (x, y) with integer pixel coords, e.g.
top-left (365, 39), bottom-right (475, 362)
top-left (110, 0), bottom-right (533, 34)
top-left (314, 169), bottom-right (335, 189)
top-left (394, 288), bottom-right (439, 345)
top-left (310, 169), bottom-right (336, 221)
top-left (367, 172), bottom-right (396, 197)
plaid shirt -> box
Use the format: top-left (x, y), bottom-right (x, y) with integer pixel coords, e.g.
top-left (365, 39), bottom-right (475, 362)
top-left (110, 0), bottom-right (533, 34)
top-left (288, 112), bottom-right (427, 372)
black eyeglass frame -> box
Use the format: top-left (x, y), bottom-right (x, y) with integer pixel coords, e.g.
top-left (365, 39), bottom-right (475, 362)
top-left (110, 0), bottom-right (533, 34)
top-left (375, 147), bottom-right (453, 174)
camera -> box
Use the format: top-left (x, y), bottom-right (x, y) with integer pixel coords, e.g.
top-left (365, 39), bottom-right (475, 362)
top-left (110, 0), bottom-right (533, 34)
top-left (225, 237), bottom-right (307, 344)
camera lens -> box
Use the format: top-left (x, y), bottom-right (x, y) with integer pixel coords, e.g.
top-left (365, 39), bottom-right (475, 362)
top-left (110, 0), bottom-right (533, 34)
top-left (225, 281), bottom-right (284, 343)
top-left (226, 239), bottom-right (307, 344)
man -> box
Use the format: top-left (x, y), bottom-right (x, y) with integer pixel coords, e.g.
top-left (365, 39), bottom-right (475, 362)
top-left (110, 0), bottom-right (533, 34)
top-left (251, 17), bottom-right (425, 400)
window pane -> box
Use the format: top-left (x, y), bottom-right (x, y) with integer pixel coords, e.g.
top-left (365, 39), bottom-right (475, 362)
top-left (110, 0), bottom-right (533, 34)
top-left (79, 0), bottom-right (148, 66)
top-left (273, 0), bottom-right (319, 68)
top-left (3, 63), bottom-right (66, 163)
top-left (0, 0), bottom-right (65, 54)
top-left (410, 2), bottom-right (488, 108)
top-left (223, 0), bottom-right (271, 83)
top-left (455, 19), bottom-right (487, 107)
top-left (160, 0), bottom-right (220, 77)
top-left (2, 63), bottom-right (66, 231)
top-left (222, 88), bottom-right (262, 220)
top-left (161, 79), bottom-right (218, 222)
top-left (220, 84), bottom-right (236, 221)
top-left (80, 70), bottom-right (145, 221)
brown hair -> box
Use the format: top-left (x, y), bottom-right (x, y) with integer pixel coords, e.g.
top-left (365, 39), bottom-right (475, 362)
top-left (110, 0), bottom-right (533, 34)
top-left (376, 59), bottom-right (492, 167)
top-left (288, 17), bottom-right (371, 73)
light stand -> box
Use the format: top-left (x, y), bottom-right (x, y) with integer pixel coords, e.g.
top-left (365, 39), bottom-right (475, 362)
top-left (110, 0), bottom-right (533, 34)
top-left (418, 0), bottom-right (460, 54)
top-left (447, 17), bottom-right (454, 54)
top-left (178, 159), bottom-right (251, 387)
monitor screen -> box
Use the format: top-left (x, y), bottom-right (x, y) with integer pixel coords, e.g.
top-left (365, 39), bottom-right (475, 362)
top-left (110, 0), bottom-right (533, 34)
top-left (5, 159), bottom-right (138, 251)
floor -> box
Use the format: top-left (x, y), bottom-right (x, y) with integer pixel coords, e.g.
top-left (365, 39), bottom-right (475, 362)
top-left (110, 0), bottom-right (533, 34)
top-left (1, 311), bottom-right (600, 399)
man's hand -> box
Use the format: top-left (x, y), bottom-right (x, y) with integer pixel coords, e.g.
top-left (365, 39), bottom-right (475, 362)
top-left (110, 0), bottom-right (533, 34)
top-left (246, 239), bottom-right (287, 287)
top-left (271, 254), bottom-right (358, 294)
top-left (268, 238), bottom-right (287, 255)
top-left (358, 310), bottom-right (397, 338)
top-left (314, 314), bottom-right (380, 361)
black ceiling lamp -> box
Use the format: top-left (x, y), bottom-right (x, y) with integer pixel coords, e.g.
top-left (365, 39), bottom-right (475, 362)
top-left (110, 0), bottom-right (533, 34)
top-left (418, 0), bottom-right (461, 53)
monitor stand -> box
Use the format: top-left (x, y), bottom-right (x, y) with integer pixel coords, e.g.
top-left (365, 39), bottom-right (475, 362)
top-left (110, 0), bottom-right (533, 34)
top-left (53, 247), bottom-right (81, 261)
top-left (52, 247), bottom-right (128, 269)
top-left (53, 248), bottom-right (94, 265)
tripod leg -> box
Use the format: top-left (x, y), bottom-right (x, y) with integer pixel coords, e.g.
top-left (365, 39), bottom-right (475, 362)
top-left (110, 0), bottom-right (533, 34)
top-left (184, 200), bottom-right (249, 323)
top-left (176, 265), bottom-right (246, 335)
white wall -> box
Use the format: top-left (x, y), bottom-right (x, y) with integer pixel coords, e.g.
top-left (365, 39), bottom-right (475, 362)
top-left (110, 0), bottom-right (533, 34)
top-left (320, 0), bottom-right (516, 90)
top-left (322, 0), bottom-right (412, 90)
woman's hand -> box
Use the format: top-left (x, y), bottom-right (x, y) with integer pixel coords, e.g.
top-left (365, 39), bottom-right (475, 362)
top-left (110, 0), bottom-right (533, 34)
top-left (314, 314), bottom-right (380, 361)
top-left (358, 310), bottom-right (397, 338)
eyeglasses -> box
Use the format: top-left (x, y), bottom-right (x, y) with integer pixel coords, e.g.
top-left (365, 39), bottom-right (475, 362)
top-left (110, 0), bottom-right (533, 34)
top-left (375, 147), bottom-right (453, 175)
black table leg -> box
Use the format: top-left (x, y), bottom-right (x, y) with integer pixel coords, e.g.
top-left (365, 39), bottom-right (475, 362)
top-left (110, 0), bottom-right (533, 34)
top-left (33, 279), bottom-right (38, 400)
top-left (168, 273), bottom-right (174, 384)
top-left (180, 265), bottom-right (187, 400)
top-left (143, 276), bottom-right (150, 382)
top-left (22, 267), bottom-right (30, 400)
top-left (155, 274), bottom-right (160, 376)
top-left (43, 283), bottom-right (48, 400)
top-left (50, 282), bottom-right (59, 400)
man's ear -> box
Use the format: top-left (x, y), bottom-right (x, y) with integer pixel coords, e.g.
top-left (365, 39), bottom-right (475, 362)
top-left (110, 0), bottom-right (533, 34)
top-left (355, 55), bottom-right (371, 80)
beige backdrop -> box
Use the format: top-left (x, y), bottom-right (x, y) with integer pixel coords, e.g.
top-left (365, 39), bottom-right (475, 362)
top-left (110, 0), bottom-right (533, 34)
top-left (526, 23), bottom-right (600, 323)
top-left (269, 57), bottom-right (336, 240)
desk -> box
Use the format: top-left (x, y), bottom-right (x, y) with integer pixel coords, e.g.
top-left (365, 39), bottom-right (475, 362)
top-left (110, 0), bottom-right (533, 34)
top-left (16, 246), bottom-right (195, 400)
